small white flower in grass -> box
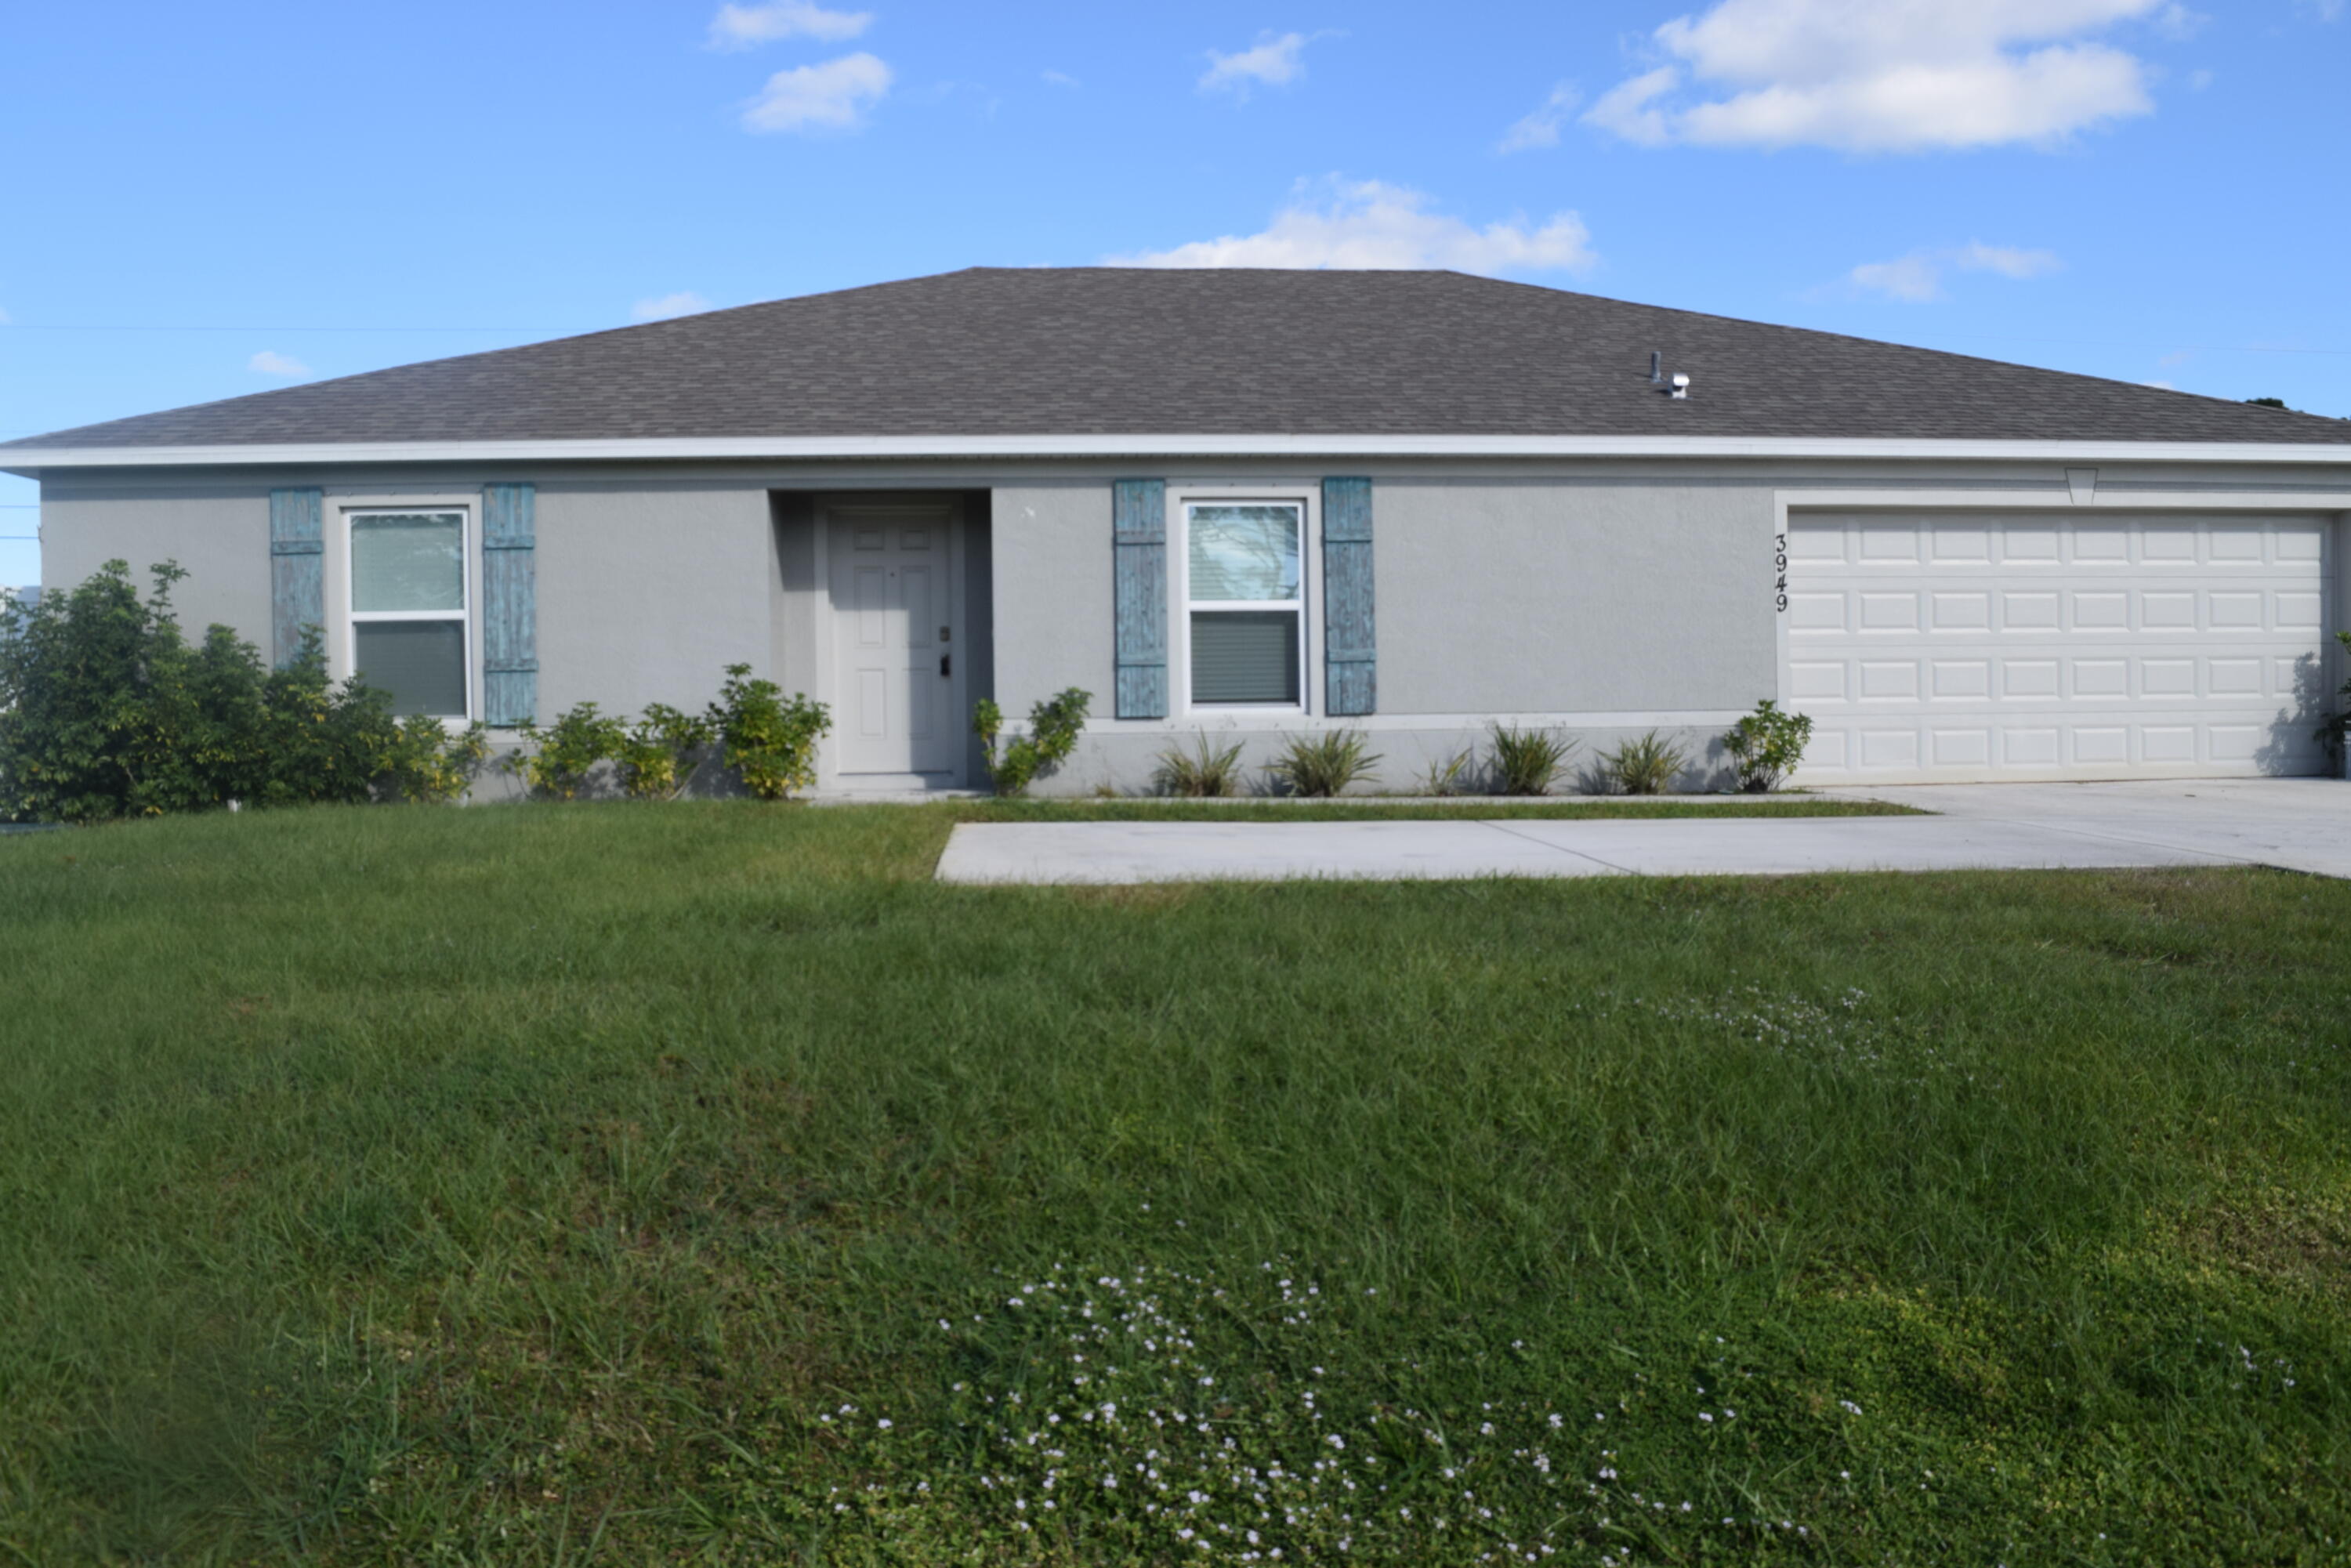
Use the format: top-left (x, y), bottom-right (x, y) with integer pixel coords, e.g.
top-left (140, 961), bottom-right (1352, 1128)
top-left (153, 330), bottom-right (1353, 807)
top-left (876, 1418), bottom-right (892, 1429)
top-left (1327, 1434), bottom-right (1345, 1449)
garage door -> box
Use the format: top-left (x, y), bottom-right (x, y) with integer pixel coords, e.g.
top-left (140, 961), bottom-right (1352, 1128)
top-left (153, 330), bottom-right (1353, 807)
top-left (1785, 512), bottom-right (2332, 784)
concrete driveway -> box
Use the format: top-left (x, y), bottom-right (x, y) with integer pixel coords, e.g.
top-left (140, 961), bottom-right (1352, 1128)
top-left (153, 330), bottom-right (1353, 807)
top-left (933, 779), bottom-right (2351, 885)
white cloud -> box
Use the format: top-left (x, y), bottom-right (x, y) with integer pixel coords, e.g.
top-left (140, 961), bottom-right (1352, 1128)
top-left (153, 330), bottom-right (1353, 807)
top-left (743, 52), bottom-right (892, 132)
top-left (1200, 32), bottom-right (1310, 95)
top-left (2186, 67), bottom-right (2213, 89)
top-left (1042, 69), bottom-right (1079, 88)
top-left (1585, 0), bottom-right (2162, 152)
top-left (1498, 82), bottom-right (1582, 152)
top-left (1849, 253), bottom-right (1944, 301)
top-left (632, 292), bottom-right (715, 323)
top-left (1846, 241), bottom-right (2063, 300)
top-left (2142, 379), bottom-right (2175, 389)
top-left (1110, 179), bottom-right (1596, 277)
top-left (248, 350), bottom-right (310, 378)
top-left (1953, 241), bottom-right (2062, 279)
top-left (0, 305), bottom-right (10, 326)
top-left (707, 2), bottom-right (871, 49)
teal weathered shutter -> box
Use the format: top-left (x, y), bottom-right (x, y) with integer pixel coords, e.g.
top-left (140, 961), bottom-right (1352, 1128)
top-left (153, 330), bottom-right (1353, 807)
top-left (481, 483), bottom-right (537, 726)
top-left (1321, 476), bottom-right (1375, 715)
top-left (269, 487), bottom-right (324, 668)
top-left (1113, 478), bottom-right (1168, 719)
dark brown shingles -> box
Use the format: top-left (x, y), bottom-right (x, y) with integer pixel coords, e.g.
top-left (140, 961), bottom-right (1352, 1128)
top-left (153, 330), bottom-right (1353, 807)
top-left (6, 268), bottom-right (2346, 451)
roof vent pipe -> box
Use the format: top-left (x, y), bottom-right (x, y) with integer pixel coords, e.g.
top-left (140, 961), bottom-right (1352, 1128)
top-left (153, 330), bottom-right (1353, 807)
top-left (1649, 350), bottom-right (1664, 384)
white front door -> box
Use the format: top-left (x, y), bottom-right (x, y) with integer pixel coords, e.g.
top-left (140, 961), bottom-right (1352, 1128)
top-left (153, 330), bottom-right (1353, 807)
top-left (828, 504), bottom-right (963, 785)
top-left (1784, 511), bottom-right (2332, 784)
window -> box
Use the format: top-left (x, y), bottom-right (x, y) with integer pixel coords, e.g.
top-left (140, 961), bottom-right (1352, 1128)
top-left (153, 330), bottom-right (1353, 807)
top-left (1186, 501), bottom-right (1303, 707)
top-left (348, 509), bottom-right (469, 718)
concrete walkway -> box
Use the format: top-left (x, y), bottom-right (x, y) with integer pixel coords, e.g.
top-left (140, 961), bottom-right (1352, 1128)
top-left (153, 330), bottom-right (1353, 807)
top-left (934, 779), bottom-right (2351, 885)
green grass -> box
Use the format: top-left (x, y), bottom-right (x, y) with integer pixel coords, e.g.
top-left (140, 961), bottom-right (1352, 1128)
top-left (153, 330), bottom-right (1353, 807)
top-left (1, 802), bottom-right (2346, 1565)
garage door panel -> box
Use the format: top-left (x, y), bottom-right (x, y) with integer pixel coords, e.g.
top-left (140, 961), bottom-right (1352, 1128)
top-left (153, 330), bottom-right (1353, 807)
top-left (1932, 661), bottom-right (1989, 698)
top-left (2072, 592), bottom-right (2130, 629)
top-left (2279, 592), bottom-right (2323, 630)
top-left (2073, 528), bottom-right (2130, 563)
top-left (2001, 528), bottom-right (2062, 564)
top-left (1787, 512), bottom-right (2330, 783)
top-left (2072, 659), bottom-right (2130, 697)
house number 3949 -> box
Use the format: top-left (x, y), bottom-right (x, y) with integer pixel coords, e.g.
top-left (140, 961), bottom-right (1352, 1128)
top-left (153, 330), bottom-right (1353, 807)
top-left (1773, 533), bottom-right (1788, 612)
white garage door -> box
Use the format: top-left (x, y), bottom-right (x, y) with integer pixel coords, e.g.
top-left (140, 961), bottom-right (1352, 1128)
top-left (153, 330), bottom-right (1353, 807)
top-left (1785, 512), bottom-right (2332, 784)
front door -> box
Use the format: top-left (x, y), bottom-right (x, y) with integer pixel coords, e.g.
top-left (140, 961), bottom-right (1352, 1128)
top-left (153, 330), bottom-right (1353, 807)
top-left (828, 503), bottom-right (963, 785)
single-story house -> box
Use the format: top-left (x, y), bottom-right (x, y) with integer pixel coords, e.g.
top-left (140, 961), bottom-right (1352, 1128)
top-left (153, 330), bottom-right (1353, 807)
top-left (5, 268), bottom-right (2347, 794)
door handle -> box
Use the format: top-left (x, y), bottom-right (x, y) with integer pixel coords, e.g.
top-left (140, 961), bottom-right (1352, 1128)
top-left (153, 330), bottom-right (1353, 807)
top-left (939, 653), bottom-right (951, 677)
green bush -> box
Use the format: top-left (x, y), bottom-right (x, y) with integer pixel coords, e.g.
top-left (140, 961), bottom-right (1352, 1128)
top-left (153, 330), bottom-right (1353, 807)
top-left (380, 715), bottom-right (492, 806)
top-left (1266, 729), bottom-right (1382, 797)
top-left (1599, 729), bottom-right (1690, 795)
top-left (616, 703), bottom-right (714, 802)
top-left (974, 687), bottom-right (1092, 796)
top-left (0, 559), bottom-right (479, 822)
top-left (2318, 631), bottom-right (2351, 762)
top-left (1724, 699), bottom-right (1815, 793)
top-left (509, 703), bottom-right (626, 800)
top-left (709, 664), bottom-right (831, 801)
top-left (1487, 724), bottom-right (1577, 796)
top-left (1153, 732), bottom-right (1247, 798)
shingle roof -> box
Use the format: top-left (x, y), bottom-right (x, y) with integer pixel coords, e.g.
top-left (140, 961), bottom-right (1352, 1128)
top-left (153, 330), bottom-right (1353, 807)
top-left (5, 267), bottom-right (2346, 451)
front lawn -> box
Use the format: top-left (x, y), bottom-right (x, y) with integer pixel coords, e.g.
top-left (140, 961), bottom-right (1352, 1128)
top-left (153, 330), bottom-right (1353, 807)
top-left (1, 802), bottom-right (2344, 1565)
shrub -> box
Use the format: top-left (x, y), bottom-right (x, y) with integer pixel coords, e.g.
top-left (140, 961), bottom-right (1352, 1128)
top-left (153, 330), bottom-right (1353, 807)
top-left (509, 703), bottom-right (626, 800)
top-left (975, 688), bottom-right (1092, 797)
top-left (1599, 729), bottom-right (1690, 795)
top-left (1154, 733), bottom-right (1247, 798)
top-left (0, 560), bottom-right (411, 822)
top-left (1723, 698), bottom-right (1815, 793)
top-left (1266, 730), bottom-right (1381, 797)
top-left (708, 664), bottom-right (831, 801)
top-left (2318, 631), bottom-right (2351, 762)
top-left (616, 703), bottom-right (714, 802)
top-left (379, 715), bottom-right (492, 806)
top-left (1417, 745), bottom-right (1474, 797)
top-left (1487, 724), bottom-right (1577, 796)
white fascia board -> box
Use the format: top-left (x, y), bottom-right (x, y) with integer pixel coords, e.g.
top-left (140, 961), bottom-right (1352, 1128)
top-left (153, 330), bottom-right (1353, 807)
top-left (5, 433), bottom-right (2351, 474)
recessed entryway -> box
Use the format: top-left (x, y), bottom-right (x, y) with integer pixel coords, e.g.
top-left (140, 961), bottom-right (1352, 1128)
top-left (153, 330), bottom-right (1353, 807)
top-left (825, 499), bottom-right (965, 788)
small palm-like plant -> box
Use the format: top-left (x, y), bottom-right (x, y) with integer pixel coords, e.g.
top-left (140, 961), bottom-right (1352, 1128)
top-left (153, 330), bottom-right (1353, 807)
top-left (1487, 725), bottom-right (1577, 796)
top-left (1267, 730), bottom-right (1382, 797)
top-left (1418, 746), bottom-right (1473, 797)
top-left (1154, 733), bottom-right (1247, 797)
top-left (1599, 730), bottom-right (1689, 795)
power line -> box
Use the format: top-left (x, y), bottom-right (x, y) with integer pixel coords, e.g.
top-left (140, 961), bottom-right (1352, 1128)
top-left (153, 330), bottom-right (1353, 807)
top-left (0, 324), bottom-right (589, 335)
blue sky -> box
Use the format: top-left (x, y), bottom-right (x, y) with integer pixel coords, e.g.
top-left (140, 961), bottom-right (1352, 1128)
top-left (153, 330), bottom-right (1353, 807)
top-left (5, 0), bottom-right (2347, 586)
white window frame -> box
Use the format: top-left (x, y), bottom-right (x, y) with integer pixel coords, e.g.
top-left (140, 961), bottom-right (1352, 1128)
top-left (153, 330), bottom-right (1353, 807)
top-left (1174, 487), bottom-right (1318, 716)
top-left (328, 496), bottom-right (483, 725)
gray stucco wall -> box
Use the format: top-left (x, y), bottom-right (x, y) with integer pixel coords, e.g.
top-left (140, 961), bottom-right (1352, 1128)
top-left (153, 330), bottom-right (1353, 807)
top-left (535, 481), bottom-right (778, 716)
top-left (30, 458), bottom-right (2351, 796)
top-left (1375, 477), bottom-right (1773, 715)
top-left (39, 485), bottom-right (273, 652)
